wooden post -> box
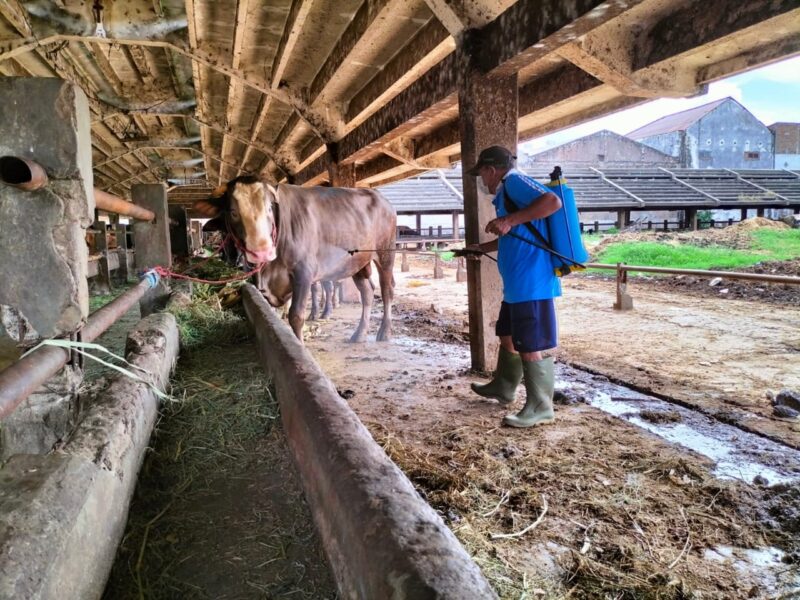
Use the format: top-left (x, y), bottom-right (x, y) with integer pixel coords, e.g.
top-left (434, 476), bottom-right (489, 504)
top-left (401, 250), bottom-right (409, 272)
top-left (434, 253), bottom-right (444, 279)
top-left (452, 211), bottom-right (460, 240)
top-left (741, 207), bottom-right (748, 221)
top-left (458, 42), bottom-right (517, 371)
top-left (757, 207), bottom-right (765, 217)
top-left (648, 220), bottom-right (652, 230)
top-left (132, 184), bottom-right (171, 316)
top-left (456, 257), bottom-right (467, 283)
top-left (190, 221), bottom-right (202, 252)
top-left (613, 264), bottom-right (634, 311)
top-left (594, 220), bottom-right (599, 233)
top-left (416, 214), bottom-right (423, 250)
top-left (663, 219), bottom-right (669, 231)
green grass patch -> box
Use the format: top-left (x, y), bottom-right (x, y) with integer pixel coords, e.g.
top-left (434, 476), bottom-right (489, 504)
top-left (592, 228), bottom-right (800, 272)
top-left (751, 229), bottom-right (800, 260)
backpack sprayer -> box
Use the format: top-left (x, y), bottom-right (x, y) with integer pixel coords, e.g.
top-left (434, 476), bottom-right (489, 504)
top-left (456, 166), bottom-right (588, 275)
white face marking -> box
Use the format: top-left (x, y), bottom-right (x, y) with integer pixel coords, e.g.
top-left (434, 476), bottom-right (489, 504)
top-left (232, 182), bottom-right (276, 263)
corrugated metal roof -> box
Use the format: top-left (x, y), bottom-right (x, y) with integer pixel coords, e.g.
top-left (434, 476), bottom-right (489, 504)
top-left (627, 98), bottom-right (729, 139)
top-left (378, 167), bottom-right (800, 213)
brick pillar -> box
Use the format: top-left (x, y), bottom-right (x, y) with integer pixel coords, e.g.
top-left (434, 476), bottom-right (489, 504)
top-left (458, 43), bottom-right (517, 371)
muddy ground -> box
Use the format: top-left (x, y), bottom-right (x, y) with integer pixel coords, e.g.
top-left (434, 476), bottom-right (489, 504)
top-left (304, 253), bottom-right (800, 599)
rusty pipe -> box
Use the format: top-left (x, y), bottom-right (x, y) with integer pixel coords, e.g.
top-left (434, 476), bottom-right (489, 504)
top-left (94, 188), bottom-right (156, 222)
top-left (0, 275), bottom-right (158, 419)
top-left (0, 156), bottom-right (48, 191)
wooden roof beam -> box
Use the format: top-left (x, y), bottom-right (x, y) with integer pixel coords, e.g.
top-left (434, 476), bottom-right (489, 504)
top-left (220, 0), bottom-right (252, 184)
top-left (241, 0), bottom-right (322, 177)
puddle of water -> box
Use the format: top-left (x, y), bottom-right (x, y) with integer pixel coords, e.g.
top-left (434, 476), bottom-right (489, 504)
top-left (703, 545), bottom-right (800, 596)
top-left (556, 364), bottom-right (800, 486)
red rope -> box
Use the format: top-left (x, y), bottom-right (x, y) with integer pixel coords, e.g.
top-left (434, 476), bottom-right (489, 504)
top-left (153, 232), bottom-right (263, 285)
top-left (153, 263), bottom-right (263, 285)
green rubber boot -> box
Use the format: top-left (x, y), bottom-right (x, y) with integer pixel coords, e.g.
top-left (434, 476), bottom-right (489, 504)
top-left (470, 346), bottom-right (523, 405)
top-left (502, 357), bottom-right (555, 428)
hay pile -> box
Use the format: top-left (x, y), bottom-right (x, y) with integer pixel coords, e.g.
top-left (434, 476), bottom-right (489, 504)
top-left (372, 422), bottom-right (778, 599)
top-left (104, 292), bottom-right (336, 599)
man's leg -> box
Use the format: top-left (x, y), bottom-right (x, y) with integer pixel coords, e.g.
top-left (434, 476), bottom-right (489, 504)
top-left (471, 304), bottom-right (523, 404)
top-left (502, 300), bottom-right (557, 428)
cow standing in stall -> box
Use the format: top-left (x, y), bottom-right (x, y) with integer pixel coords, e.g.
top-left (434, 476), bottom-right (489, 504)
top-left (194, 176), bottom-right (396, 343)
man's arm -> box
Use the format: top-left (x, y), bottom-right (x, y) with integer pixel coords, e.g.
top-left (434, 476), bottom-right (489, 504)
top-left (485, 192), bottom-right (561, 236)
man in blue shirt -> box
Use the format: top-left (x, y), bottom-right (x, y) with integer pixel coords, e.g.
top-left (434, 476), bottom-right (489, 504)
top-left (465, 146), bottom-right (562, 427)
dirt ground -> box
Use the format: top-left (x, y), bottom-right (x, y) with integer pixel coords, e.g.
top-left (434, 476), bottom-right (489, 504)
top-left (303, 253), bottom-right (800, 599)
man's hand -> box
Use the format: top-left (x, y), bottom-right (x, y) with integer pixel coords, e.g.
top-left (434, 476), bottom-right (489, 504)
top-left (454, 244), bottom-right (483, 260)
top-left (485, 216), bottom-right (514, 236)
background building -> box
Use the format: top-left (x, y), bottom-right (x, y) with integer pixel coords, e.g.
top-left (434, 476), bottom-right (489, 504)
top-left (770, 122), bottom-right (800, 169)
top-left (520, 130), bottom-right (678, 173)
top-left (628, 97), bottom-right (774, 169)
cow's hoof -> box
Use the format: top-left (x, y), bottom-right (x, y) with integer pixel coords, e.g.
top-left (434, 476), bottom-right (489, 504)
top-left (321, 309), bottom-right (333, 319)
top-left (348, 333), bottom-right (367, 343)
top-left (376, 332), bottom-right (392, 342)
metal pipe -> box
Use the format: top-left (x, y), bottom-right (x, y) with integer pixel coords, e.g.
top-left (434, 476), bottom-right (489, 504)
top-left (0, 276), bottom-right (157, 419)
top-left (586, 263), bottom-right (800, 285)
top-left (94, 188), bottom-right (156, 222)
top-left (0, 156), bottom-right (48, 191)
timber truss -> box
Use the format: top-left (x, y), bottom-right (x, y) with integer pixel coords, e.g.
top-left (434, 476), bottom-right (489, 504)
top-left (1, 0), bottom-right (798, 205)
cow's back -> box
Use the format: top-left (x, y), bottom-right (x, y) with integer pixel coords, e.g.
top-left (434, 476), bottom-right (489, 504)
top-left (275, 185), bottom-right (395, 279)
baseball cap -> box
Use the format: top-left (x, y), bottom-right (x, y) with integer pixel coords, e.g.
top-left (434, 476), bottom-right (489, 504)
top-left (466, 145), bottom-right (516, 176)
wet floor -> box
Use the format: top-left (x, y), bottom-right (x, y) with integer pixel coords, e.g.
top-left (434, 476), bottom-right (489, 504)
top-left (555, 364), bottom-right (800, 487)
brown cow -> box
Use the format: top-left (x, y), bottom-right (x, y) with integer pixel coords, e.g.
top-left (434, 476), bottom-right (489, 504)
top-left (195, 176), bottom-right (396, 342)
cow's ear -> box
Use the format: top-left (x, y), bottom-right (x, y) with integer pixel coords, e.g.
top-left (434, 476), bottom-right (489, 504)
top-left (266, 183), bottom-right (278, 202)
top-left (193, 197), bottom-right (223, 217)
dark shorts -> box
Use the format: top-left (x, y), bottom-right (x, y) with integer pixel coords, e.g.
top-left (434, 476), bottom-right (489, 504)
top-left (495, 299), bottom-right (558, 353)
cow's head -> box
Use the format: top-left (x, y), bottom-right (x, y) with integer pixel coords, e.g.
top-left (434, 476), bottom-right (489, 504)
top-left (194, 176), bottom-right (278, 264)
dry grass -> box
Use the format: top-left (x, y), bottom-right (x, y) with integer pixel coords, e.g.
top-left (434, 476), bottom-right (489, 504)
top-left (370, 420), bottom-right (774, 600)
top-left (103, 295), bottom-right (336, 599)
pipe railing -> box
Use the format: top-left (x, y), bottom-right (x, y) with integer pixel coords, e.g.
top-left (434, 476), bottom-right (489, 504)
top-left (0, 274), bottom-right (159, 419)
top-left (587, 262), bottom-right (800, 286)
top-left (94, 188), bottom-right (155, 222)
top-left (0, 155), bottom-right (48, 190)
top-left (1, 155), bottom-right (156, 222)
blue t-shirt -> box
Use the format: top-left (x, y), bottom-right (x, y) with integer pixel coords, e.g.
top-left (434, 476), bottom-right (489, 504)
top-left (492, 169), bottom-right (561, 303)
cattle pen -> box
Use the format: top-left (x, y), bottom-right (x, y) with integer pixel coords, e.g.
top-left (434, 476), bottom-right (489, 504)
top-left (1, 1), bottom-right (800, 599)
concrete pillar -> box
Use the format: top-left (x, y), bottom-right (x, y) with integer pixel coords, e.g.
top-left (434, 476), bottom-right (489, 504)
top-left (756, 207), bottom-right (765, 217)
top-left (90, 219), bottom-right (112, 295)
top-left (458, 44), bottom-right (517, 371)
top-left (132, 184), bottom-right (171, 316)
top-left (168, 205), bottom-right (190, 259)
top-left (114, 223), bottom-right (129, 284)
top-left (616, 209), bottom-right (628, 229)
top-left (190, 220), bottom-right (202, 252)
top-left (685, 208), bottom-right (698, 231)
top-left (452, 211), bottom-right (460, 240)
top-left (0, 78), bottom-right (94, 457)
top-left (741, 208), bottom-right (748, 221)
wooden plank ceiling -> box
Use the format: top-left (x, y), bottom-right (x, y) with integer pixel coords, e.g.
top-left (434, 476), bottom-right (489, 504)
top-left (0, 0), bottom-right (798, 209)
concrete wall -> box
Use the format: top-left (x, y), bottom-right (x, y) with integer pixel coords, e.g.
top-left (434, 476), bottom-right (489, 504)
top-left (638, 132), bottom-right (684, 162)
top-left (241, 285), bottom-right (496, 600)
top-left (774, 154), bottom-right (800, 170)
top-left (523, 130), bottom-right (678, 169)
top-left (0, 313), bottom-right (178, 600)
top-left (691, 101), bottom-right (773, 169)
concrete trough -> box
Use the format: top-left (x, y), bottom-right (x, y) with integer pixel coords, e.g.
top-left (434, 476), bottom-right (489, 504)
top-left (0, 313), bottom-right (179, 599)
top-left (241, 284), bottom-right (496, 600)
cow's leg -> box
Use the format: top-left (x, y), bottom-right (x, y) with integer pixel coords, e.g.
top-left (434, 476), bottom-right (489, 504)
top-left (375, 251), bottom-right (395, 342)
top-left (321, 280), bottom-right (334, 319)
top-left (349, 267), bottom-right (373, 343)
top-left (289, 270), bottom-right (313, 342)
top-left (309, 281), bottom-right (320, 321)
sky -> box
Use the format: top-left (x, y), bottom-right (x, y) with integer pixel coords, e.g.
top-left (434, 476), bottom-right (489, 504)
top-left (519, 55), bottom-right (800, 155)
